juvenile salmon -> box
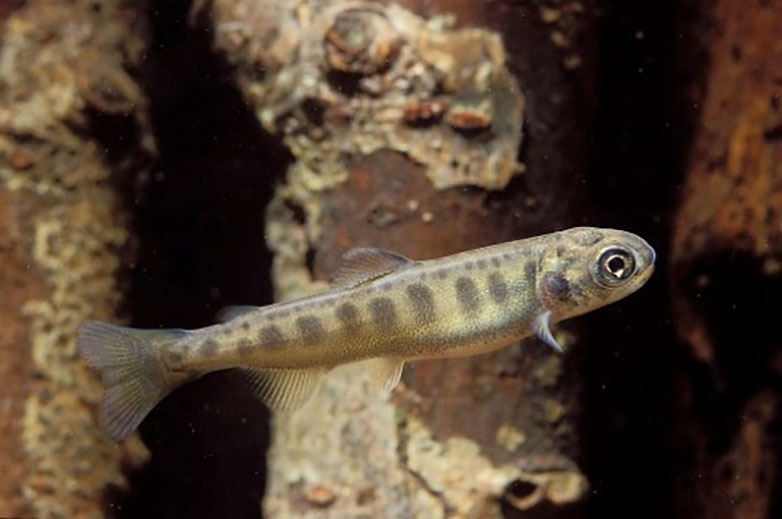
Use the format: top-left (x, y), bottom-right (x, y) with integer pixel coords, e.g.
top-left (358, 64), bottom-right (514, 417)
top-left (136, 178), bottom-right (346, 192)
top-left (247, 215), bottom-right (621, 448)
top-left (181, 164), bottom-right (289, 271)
top-left (78, 227), bottom-right (655, 439)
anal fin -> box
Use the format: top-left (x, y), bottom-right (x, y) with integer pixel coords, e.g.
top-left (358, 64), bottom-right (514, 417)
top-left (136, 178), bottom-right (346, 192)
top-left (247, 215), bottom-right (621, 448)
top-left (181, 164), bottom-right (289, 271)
top-left (239, 367), bottom-right (327, 411)
top-left (364, 358), bottom-right (406, 392)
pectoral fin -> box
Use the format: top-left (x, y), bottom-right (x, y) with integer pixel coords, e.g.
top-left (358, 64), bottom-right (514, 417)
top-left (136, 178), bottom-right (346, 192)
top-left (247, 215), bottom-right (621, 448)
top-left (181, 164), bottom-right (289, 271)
top-left (364, 357), bottom-right (406, 392)
top-left (533, 310), bottom-right (564, 353)
top-left (239, 367), bottom-right (327, 411)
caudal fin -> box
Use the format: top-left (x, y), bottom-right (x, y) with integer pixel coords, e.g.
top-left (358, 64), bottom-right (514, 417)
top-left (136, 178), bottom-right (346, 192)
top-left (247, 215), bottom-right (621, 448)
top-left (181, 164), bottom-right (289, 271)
top-left (77, 320), bottom-right (186, 440)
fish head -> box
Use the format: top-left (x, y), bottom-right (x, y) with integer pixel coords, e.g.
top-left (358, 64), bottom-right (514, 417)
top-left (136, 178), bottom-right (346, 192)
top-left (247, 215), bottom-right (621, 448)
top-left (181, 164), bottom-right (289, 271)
top-left (536, 227), bottom-right (656, 322)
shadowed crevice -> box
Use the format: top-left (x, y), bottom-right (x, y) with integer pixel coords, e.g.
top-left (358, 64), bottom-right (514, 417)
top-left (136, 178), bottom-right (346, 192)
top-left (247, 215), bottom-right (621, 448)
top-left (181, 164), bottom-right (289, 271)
top-left (102, 1), bottom-right (292, 518)
top-left (580, 0), bottom-right (700, 518)
top-left (676, 251), bottom-right (782, 453)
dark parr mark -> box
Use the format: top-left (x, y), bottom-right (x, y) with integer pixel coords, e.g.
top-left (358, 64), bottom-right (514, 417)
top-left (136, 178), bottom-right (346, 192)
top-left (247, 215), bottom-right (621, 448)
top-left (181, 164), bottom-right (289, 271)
top-left (369, 297), bottom-right (397, 328)
top-left (259, 325), bottom-right (285, 348)
top-left (465, 261), bottom-right (474, 270)
top-left (491, 257), bottom-right (501, 268)
top-left (236, 338), bottom-right (253, 358)
top-left (488, 272), bottom-right (509, 303)
top-left (406, 283), bottom-right (435, 322)
top-left (455, 277), bottom-right (481, 313)
top-left (165, 350), bottom-right (184, 366)
top-left (200, 338), bottom-right (218, 357)
top-left (524, 260), bottom-right (537, 288)
top-left (241, 321), bottom-right (250, 331)
top-left (477, 259), bottom-right (487, 269)
top-left (336, 303), bottom-right (360, 328)
top-left (297, 315), bottom-right (324, 342)
top-left (544, 273), bottom-right (570, 300)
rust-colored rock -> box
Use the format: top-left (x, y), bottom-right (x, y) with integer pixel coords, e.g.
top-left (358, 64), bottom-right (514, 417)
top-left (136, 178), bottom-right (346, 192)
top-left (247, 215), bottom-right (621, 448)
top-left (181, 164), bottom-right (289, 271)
top-left (0, 189), bottom-right (44, 518)
top-left (0, 1), bottom-right (153, 517)
top-left (670, 0), bottom-right (782, 517)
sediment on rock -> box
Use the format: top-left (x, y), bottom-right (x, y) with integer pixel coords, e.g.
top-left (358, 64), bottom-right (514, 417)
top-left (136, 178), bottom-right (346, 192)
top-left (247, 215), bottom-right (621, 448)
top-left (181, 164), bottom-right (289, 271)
top-left (0, 1), bottom-right (154, 517)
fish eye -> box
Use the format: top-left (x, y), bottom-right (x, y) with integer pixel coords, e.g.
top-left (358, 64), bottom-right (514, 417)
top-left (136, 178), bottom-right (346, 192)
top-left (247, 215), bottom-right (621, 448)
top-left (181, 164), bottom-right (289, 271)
top-left (596, 247), bottom-right (636, 286)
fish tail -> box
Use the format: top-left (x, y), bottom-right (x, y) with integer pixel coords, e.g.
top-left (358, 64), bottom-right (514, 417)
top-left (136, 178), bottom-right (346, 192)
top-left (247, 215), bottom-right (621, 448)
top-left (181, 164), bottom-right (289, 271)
top-left (77, 320), bottom-right (185, 440)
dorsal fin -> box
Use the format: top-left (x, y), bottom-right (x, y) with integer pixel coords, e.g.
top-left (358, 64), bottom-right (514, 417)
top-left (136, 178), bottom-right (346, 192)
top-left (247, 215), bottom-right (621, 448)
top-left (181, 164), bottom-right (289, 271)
top-left (331, 247), bottom-right (413, 289)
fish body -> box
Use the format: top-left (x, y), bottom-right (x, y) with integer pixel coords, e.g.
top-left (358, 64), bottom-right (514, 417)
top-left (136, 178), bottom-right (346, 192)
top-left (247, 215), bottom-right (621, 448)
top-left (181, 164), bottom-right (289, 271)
top-left (78, 227), bottom-right (656, 439)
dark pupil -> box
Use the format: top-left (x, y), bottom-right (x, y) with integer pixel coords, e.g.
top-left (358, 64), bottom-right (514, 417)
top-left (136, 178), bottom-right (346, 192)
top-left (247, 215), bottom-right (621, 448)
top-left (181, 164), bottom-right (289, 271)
top-left (607, 256), bottom-right (626, 275)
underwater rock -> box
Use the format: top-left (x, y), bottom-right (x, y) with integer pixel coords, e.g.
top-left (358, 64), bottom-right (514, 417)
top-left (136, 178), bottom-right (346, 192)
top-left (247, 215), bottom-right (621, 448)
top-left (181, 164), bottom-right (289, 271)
top-left (0, 1), bottom-right (154, 517)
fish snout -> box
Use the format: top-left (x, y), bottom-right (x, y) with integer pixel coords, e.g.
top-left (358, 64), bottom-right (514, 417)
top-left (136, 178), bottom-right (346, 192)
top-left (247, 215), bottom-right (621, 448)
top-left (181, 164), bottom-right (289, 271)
top-left (637, 237), bottom-right (656, 270)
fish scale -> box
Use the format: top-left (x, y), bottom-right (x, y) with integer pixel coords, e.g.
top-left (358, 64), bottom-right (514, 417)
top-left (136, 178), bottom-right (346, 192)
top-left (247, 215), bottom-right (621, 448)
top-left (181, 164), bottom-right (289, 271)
top-left (77, 226), bottom-right (656, 440)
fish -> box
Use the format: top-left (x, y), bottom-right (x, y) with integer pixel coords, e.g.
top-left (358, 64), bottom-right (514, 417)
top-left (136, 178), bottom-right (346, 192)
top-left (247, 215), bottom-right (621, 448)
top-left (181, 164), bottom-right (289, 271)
top-left (78, 226), bottom-right (656, 440)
